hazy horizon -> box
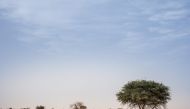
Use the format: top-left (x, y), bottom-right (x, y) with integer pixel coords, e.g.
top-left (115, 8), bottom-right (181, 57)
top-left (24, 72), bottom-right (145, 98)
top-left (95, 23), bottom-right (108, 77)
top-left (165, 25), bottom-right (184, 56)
top-left (0, 0), bottom-right (190, 109)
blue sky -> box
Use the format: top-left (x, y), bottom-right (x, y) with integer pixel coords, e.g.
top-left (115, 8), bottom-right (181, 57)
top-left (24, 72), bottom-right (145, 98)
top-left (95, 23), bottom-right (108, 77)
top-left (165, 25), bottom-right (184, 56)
top-left (0, 0), bottom-right (190, 109)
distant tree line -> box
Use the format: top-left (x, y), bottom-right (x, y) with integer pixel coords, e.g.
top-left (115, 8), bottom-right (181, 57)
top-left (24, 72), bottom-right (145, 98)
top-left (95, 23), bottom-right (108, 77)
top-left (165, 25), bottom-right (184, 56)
top-left (1, 80), bottom-right (171, 109)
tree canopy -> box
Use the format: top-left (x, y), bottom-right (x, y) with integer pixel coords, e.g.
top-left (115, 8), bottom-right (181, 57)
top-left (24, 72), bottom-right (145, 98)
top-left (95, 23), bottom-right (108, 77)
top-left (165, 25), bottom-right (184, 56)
top-left (36, 106), bottom-right (45, 109)
top-left (116, 80), bottom-right (171, 109)
top-left (70, 102), bottom-right (87, 109)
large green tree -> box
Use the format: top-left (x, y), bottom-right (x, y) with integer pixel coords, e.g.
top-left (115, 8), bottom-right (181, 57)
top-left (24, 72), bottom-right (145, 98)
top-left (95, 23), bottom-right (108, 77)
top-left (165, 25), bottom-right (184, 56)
top-left (116, 80), bottom-right (171, 109)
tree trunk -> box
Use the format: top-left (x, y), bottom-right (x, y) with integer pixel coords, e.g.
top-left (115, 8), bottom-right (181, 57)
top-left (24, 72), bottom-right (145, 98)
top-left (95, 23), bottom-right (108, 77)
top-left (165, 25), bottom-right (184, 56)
top-left (138, 105), bottom-right (142, 109)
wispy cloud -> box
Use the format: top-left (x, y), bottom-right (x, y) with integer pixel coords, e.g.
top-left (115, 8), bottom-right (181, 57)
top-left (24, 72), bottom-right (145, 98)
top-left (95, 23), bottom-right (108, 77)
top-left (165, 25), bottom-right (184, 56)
top-left (149, 9), bottom-right (188, 21)
top-left (0, 0), bottom-right (190, 54)
top-left (0, 0), bottom-right (98, 53)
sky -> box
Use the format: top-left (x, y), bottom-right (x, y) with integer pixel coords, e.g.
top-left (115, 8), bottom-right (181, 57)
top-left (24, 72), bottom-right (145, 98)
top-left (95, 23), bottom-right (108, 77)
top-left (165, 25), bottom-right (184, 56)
top-left (0, 0), bottom-right (190, 109)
